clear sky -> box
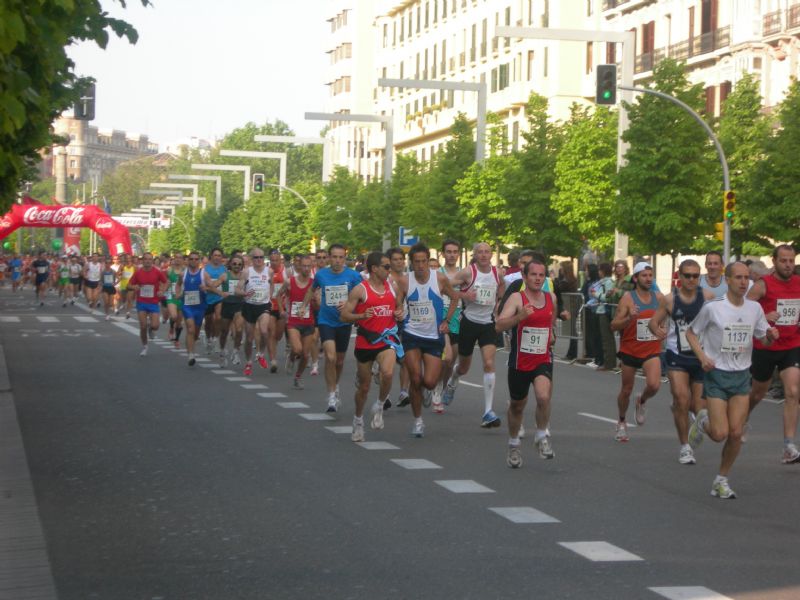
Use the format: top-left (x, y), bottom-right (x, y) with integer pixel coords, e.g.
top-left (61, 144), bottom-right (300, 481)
top-left (68, 0), bottom-right (329, 148)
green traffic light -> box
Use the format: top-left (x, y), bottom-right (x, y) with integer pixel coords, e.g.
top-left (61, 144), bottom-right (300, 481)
top-left (602, 90), bottom-right (612, 100)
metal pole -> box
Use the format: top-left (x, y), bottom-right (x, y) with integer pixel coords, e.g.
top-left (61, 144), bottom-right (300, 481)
top-left (618, 85), bottom-right (731, 263)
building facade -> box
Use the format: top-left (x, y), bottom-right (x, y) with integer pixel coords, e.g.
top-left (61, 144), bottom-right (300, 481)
top-left (323, 0), bottom-right (800, 180)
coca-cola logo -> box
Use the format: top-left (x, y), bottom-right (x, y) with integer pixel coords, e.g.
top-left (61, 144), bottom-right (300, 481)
top-left (94, 219), bottom-right (112, 230)
top-left (23, 206), bottom-right (86, 226)
top-left (0, 217), bottom-right (12, 229)
top-left (67, 227), bottom-right (82, 235)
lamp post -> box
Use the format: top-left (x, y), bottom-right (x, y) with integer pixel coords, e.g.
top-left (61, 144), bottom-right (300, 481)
top-left (168, 174), bottom-right (222, 211)
top-left (377, 77), bottom-right (487, 163)
top-left (218, 149), bottom-right (287, 191)
top-left (253, 135), bottom-right (329, 182)
top-left (304, 112), bottom-right (394, 181)
top-left (191, 163), bottom-right (251, 202)
top-left (262, 182), bottom-right (310, 207)
top-left (495, 26), bottom-right (635, 260)
top-left (149, 183), bottom-right (200, 209)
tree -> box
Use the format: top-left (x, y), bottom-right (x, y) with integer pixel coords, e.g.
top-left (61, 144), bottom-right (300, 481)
top-left (749, 78), bottom-right (800, 247)
top-left (97, 153), bottom-right (185, 215)
top-left (311, 167), bottom-right (361, 250)
top-left (615, 58), bottom-right (717, 258)
top-left (552, 105), bottom-right (618, 255)
top-left (0, 0), bottom-right (149, 211)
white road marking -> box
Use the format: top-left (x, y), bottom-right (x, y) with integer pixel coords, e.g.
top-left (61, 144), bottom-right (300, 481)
top-left (256, 392), bottom-right (287, 398)
top-left (198, 363), bottom-right (217, 368)
top-left (225, 377), bottom-right (251, 382)
top-left (0, 316), bottom-right (20, 322)
top-left (459, 381), bottom-right (482, 388)
top-left (278, 402), bottom-right (309, 409)
top-left (241, 384), bottom-right (268, 390)
top-left (325, 425), bottom-right (353, 434)
top-left (578, 412), bottom-right (637, 427)
top-left (357, 441), bottom-right (400, 450)
top-left (558, 541), bottom-right (643, 562)
top-left (73, 316), bottom-right (98, 323)
top-left (648, 587), bottom-right (733, 600)
top-left (391, 458), bottom-right (442, 470)
top-left (488, 507), bottom-right (560, 524)
top-left (435, 480), bottom-right (495, 493)
top-left (299, 413), bottom-right (335, 421)
top-left (212, 370), bottom-right (236, 375)
top-left (36, 316), bottom-right (58, 323)
top-left (195, 357), bottom-right (210, 362)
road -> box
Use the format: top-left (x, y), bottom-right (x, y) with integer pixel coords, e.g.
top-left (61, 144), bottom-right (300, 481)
top-left (1, 286), bottom-right (798, 600)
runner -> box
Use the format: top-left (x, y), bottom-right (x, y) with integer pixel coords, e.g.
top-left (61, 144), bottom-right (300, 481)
top-left (309, 249), bottom-right (330, 376)
top-left (436, 240), bottom-right (463, 414)
top-left (700, 251), bottom-right (728, 300)
top-left (383, 247), bottom-right (411, 408)
top-left (176, 251), bottom-right (207, 366)
top-left (237, 247), bottom-right (273, 376)
top-left (57, 256), bottom-right (70, 306)
top-left (496, 259), bottom-right (557, 467)
top-left (127, 252), bottom-right (167, 357)
top-left (686, 262), bottom-right (779, 498)
top-left (340, 251), bottom-right (403, 442)
top-left (445, 242), bottom-right (505, 428)
top-left (67, 255), bottom-right (81, 306)
top-left (100, 257), bottom-right (118, 320)
top-left (277, 254), bottom-right (316, 390)
top-left (9, 254), bottom-right (22, 292)
top-left (395, 243), bottom-right (458, 437)
top-left (31, 251), bottom-right (49, 306)
top-left (746, 244), bottom-right (800, 464)
top-left (117, 254), bottom-right (136, 318)
top-left (202, 248), bottom-right (227, 355)
top-left (267, 249), bottom-right (287, 373)
top-left (164, 254), bottom-right (185, 349)
top-left (217, 253), bottom-right (245, 367)
top-left (649, 259), bottom-right (715, 464)
top-left (610, 262), bottom-right (664, 442)
top-left (302, 244), bottom-right (363, 412)
top-left (83, 253), bottom-right (102, 309)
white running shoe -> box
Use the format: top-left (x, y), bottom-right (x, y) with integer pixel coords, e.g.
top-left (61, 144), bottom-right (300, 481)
top-left (679, 445), bottom-right (696, 465)
top-left (614, 422), bottom-right (629, 442)
top-left (231, 350), bottom-right (241, 366)
top-left (410, 420), bottom-right (425, 438)
top-left (219, 352), bottom-right (227, 368)
top-left (139, 346), bottom-right (148, 357)
top-left (370, 401), bottom-right (384, 430)
top-left (634, 394), bottom-right (646, 426)
top-left (326, 394), bottom-right (340, 413)
top-left (310, 362), bottom-right (319, 376)
top-left (781, 442), bottom-right (800, 464)
top-left (351, 419), bottom-right (365, 442)
top-left (507, 445), bottom-right (523, 468)
top-left (536, 436), bottom-right (555, 459)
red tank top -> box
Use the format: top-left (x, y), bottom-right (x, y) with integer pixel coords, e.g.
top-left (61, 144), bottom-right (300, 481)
top-left (754, 273), bottom-right (800, 351)
top-left (511, 291), bottom-right (553, 371)
top-left (619, 290), bottom-right (662, 358)
top-left (355, 280), bottom-right (396, 350)
top-left (286, 276), bottom-right (314, 327)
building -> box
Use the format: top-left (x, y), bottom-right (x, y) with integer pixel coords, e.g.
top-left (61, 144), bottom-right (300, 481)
top-left (323, 0), bottom-right (800, 180)
top-left (41, 116), bottom-right (159, 184)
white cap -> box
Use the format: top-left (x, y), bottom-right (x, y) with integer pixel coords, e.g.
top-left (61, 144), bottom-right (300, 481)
top-left (632, 262), bottom-right (652, 275)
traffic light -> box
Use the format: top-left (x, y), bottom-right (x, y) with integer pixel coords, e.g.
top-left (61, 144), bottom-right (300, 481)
top-left (73, 82), bottom-right (96, 120)
top-left (595, 64), bottom-right (617, 105)
top-left (714, 222), bottom-right (724, 241)
top-left (723, 190), bottom-right (736, 221)
top-left (252, 173), bottom-right (265, 193)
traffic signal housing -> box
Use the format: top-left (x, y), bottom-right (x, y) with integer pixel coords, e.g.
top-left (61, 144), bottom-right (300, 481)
top-left (74, 82), bottom-right (96, 120)
top-left (714, 222), bottom-right (724, 241)
top-left (595, 64), bottom-right (617, 105)
top-left (252, 173), bottom-right (264, 193)
top-left (723, 190), bottom-right (735, 221)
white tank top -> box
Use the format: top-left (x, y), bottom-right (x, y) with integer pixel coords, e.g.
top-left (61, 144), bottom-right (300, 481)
top-left (404, 270), bottom-right (444, 339)
top-left (462, 264), bottom-right (500, 325)
top-left (86, 262), bottom-right (101, 282)
top-left (244, 266), bottom-right (271, 305)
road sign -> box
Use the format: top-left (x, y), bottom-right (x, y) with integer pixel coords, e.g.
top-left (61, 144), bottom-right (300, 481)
top-left (398, 226), bottom-right (418, 246)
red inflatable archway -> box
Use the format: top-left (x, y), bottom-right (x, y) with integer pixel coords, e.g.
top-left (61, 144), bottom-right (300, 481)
top-left (0, 197), bottom-right (132, 256)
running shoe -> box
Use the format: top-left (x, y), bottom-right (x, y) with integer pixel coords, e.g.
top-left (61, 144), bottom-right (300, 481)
top-left (310, 362), bottom-right (319, 376)
top-left (536, 436), bottom-right (555, 459)
top-left (370, 401), bottom-right (384, 430)
top-left (139, 346), bottom-right (148, 357)
top-left (422, 389), bottom-right (432, 408)
top-left (710, 478), bottom-right (737, 499)
top-left (397, 390), bottom-right (410, 408)
top-left (206, 339), bottom-right (213, 355)
top-left (410, 420), bottom-right (425, 438)
top-left (256, 354), bottom-right (268, 369)
top-left (741, 421), bottom-right (750, 443)
top-left (285, 353), bottom-right (295, 374)
top-left (243, 362), bottom-right (253, 377)
top-left (688, 409), bottom-right (707, 449)
top-left (293, 377), bottom-right (304, 390)
top-left (270, 361), bottom-right (278, 374)
top-left (126, 311), bottom-right (130, 319)
top-left (188, 354), bottom-right (196, 367)
top-left (219, 352), bottom-right (227, 368)
top-left (231, 350), bottom-right (241, 366)
top-left (614, 422), bottom-right (629, 442)
top-left (480, 410), bottom-right (501, 428)
top-left (679, 445), bottom-right (696, 465)
top-left (383, 396), bottom-right (392, 411)
top-left (105, 315), bottom-right (110, 321)
top-left (442, 382), bottom-right (456, 405)
top-left (507, 445), bottom-right (522, 468)
top-left (148, 328), bottom-right (156, 340)
top-left (781, 442), bottom-right (800, 464)
top-left (62, 301), bottom-right (67, 308)
top-left (351, 419), bottom-right (365, 442)
top-left (519, 424), bottom-right (526, 439)
top-left (634, 394), bottom-right (646, 426)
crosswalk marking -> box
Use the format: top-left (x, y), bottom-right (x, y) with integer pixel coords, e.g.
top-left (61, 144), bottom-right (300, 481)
top-left (488, 507), bottom-right (560, 524)
top-left (391, 459), bottom-right (442, 470)
top-left (225, 377), bottom-right (251, 382)
top-left (299, 413), bottom-right (335, 421)
top-left (36, 316), bottom-right (58, 323)
top-left (278, 402), bottom-right (309, 409)
top-left (648, 587), bottom-right (733, 600)
top-left (558, 541), bottom-right (643, 562)
top-left (357, 441), bottom-right (400, 450)
top-left (256, 392), bottom-right (287, 398)
top-left (241, 384), bottom-right (268, 390)
top-left (73, 316), bottom-right (98, 323)
top-left (435, 480), bottom-right (494, 493)
top-left (325, 426), bottom-right (353, 434)
top-left (0, 316), bottom-right (20, 323)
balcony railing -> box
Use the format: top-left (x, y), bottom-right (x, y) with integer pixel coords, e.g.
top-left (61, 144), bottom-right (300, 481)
top-left (459, 52), bottom-right (466, 67)
top-left (602, 0), bottom-right (629, 9)
top-left (634, 26), bottom-right (730, 74)
top-left (790, 4), bottom-right (800, 29)
top-left (763, 9), bottom-right (782, 36)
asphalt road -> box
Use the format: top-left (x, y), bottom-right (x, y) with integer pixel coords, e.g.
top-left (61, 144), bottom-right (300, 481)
top-left (1, 286), bottom-right (799, 600)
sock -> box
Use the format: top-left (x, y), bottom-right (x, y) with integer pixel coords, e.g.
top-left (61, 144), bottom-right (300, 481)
top-left (714, 474), bottom-right (726, 483)
top-left (483, 372), bottom-right (495, 414)
top-left (534, 429), bottom-right (548, 443)
top-left (354, 416), bottom-right (364, 425)
top-left (509, 437), bottom-right (521, 447)
top-left (415, 417), bottom-right (423, 426)
top-left (784, 437), bottom-right (793, 446)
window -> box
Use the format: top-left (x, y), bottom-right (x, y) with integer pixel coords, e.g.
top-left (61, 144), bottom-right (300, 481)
top-left (434, 0), bottom-right (438, 23)
top-left (499, 63), bottom-right (509, 89)
top-left (720, 81), bottom-right (732, 109)
top-left (586, 41), bottom-right (593, 74)
top-left (606, 42), bottom-right (616, 64)
top-left (425, 1), bottom-right (429, 28)
top-left (527, 50), bottom-right (535, 80)
top-left (481, 18), bottom-right (487, 57)
top-left (704, 86), bottom-right (715, 115)
top-left (512, 121), bottom-right (520, 151)
top-left (587, 0), bottom-right (593, 16)
top-left (383, 24), bottom-right (388, 48)
top-left (543, 46), bottom-right (549, 77)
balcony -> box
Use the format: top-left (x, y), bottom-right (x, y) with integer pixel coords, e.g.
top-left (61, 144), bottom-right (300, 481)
top-left (763, 3), bottom-right (800, 34)
top-left (763, 9), bottom-right (782, 36)
top-left (791, 4), bottom-right (800, 29)
top-left (634, 26), bottom-right (730, 74)
top-left (459, 52), bottom-right (466, 67)
top-left (602, 0), bottom-right (629, 8)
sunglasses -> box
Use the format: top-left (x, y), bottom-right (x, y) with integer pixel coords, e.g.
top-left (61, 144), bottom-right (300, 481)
top-left (380, 264), bottom-right (391, 270)
top-left (252, 255), bottom-right (265, 259)
top-left (681, 273), bottom-right (700, 279)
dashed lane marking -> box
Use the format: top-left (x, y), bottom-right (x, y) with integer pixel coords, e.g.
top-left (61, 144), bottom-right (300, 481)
top-left (225, 377), bottom-right (251, 382)
top-left (435, 480), bottom-right (494, 493)
top-left (357, 441), bottom-right (401, 450)
top-left (391, 458), bottom-right (442, 470)
top-left (36, 316), bottom-right (58, 323)
top-left (299, 413), bottom-right (335, 421)
top-left (212, 370), bottom-right (236, 375)
top-left (0, 316), bottom-right (20, 322)
top-left (73, 316), bottom-right (98, 323)
top-left (241, 384), bottom-right (268, 390)
top-left (325, 426), bottom-right (353, 434)
top-left (278, 402), bottom-right (309, 409)
top-left (459, 381), bottom-right (482, 388)
top-left (648, 587), bottom-right (733, 600)
top-left (488, 507), bottom-right (560, 524)
top-left (558, 541), bottom-right (643, 562)
top-left (256, 392), bottom-right (287, 398)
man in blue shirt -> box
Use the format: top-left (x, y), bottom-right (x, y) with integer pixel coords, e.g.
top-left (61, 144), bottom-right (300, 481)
top-left (303, 244), bottom-right (363, 412)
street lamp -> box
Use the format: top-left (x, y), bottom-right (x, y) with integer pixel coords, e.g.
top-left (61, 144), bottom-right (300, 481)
top-left (254, 135), bottom-right (329, 182)
top-left (149, 183), bottom-right (201, 209)
top-left (304, 112), bottom-right (394, 181)
top-left (168, 174), bottom-right (222, 211)
top-left (218, 149), bottom-right (287, 191)
top-left (262, 182), bottom-right (309, 207)
top-left (377, 77), bottom-right (487, 163)
top-left (191, 163), bottom-right (251, 202)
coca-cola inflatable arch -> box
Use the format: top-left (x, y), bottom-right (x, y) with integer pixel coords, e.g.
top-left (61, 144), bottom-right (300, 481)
top-left (0, 197), bottom-right (132, 256)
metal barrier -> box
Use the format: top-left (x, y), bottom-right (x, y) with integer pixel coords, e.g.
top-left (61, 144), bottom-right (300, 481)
top-left (557, 292), bottom-right (585, 342)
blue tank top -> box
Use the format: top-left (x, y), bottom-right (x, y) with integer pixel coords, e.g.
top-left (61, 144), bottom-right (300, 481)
top-left (203, 264), bottom-right (226, 305)
top-left (669, 287), bottom-right (705, 355)
top-left (182, 269), bottom-right (206, 308)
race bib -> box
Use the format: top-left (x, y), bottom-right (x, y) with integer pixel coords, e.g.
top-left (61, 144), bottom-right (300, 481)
top-left (36, 266), bottom-right (47, 274)
top-left (636, 318), bottom-right (657, 342)
top-left (290, 301), bottom-right (309, 319)
top-left (442, 294), bottom-right (451, 310)
top-left (408, 300), bottom-right (435, 323)
top-left (251, 287), bottom-right (269, 304)
top-left (677, 323), bottom-right (690, 350)
top-left (520, 326), bottom-right (549, 354)
top-left (721, 323), bottom-right (753, 353)
top-left (324, 284), bottom-right (349, 306)
top-left (474, 284), bottom-right (496, 306)
top-left (140, 284), bottom-right (155, 299)
top-left (776, 298), bottom-right (800, 326)
top-left (184, 290), bottom-right (201, 306)
top-left (103, 274), bottom-right (115, 285)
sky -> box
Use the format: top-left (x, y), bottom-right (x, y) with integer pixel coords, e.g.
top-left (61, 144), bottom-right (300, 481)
top-left (68, 0), bottom-right (329, 148)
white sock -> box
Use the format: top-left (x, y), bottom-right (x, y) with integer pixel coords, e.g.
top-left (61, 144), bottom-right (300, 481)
top-left (534, 429), bottom-right (548, 443)
top-left (714, 474), bottom-right (727, 483)
top-left (483, 372), bottom-right (495, 413)
top-left (509, 437), bottom-right (521, 446)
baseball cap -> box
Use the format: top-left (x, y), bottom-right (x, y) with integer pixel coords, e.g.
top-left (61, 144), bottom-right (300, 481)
top-left (632, 261), bottom-right (652, 275)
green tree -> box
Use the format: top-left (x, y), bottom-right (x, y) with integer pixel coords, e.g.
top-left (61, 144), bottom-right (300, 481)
top-left (0, 0), bottom-right (148, 211)
top-left (552, 105), bottom-right (618, 255)
top-left (97, 153), bottom-right (185, 215)
top-left (312, 166), bottom-right (361, 250)
top-left (615, 58), bottom-right (717, 258)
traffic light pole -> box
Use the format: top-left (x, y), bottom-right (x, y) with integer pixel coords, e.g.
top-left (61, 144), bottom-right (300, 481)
top-left (618, 85), bottom-right (731, 263)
